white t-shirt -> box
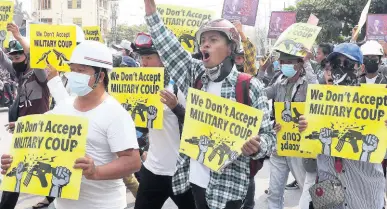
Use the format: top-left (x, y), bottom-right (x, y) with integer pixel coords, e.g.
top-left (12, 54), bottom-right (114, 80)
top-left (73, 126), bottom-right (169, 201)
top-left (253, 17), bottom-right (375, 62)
top-left (366, 76), bottom-right (377, 84)
top-left (144, 83), bottom-right (187, 176)
top-left (189, 80), bottom-right (223, 188)
top-left (51, 95), bottom-right (139, 209)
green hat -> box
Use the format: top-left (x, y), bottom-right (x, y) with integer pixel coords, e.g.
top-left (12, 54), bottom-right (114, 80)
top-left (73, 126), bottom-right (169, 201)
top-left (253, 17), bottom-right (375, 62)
top-left (8, 40), bottom-right (24, 54)
top-left (278, 51), bottom-right (303, 61)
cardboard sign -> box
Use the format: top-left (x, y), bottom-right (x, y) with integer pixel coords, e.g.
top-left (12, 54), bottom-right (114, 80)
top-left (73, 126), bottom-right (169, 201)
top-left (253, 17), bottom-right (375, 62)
top-left (301, 85), bottom-right (387, 163)
top-left (30, 24), bottom-right (77, 72)
top-left (157, 5), bottom-right (214, 52)
top-left (108, 68), bottom-right (164, 129)
top-left (0, 115), bottom-right (88, 200)
top-left (180, 88), bottom-right (263, 172)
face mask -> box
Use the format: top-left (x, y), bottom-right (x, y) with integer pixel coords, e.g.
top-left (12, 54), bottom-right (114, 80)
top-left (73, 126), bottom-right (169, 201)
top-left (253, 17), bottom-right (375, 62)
top-left (205, 63), bottom-right (223, 81)
top-left (67, 72), bottom-right (93, 96)
top-left (236, 64), bottom-right (243, 72)
top-left (281, 64), bottom-right (297, 78)
top-left (12, 61), bottom-right (28, 73)
top-left (364, 58), bottom-right (379, 74)
top-left (273, 61), bottom-right (280, 71)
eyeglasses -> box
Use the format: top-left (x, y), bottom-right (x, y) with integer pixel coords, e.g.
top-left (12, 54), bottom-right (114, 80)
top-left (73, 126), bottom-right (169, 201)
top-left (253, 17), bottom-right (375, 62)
top-left (135, 33), bottom-right (153, 48)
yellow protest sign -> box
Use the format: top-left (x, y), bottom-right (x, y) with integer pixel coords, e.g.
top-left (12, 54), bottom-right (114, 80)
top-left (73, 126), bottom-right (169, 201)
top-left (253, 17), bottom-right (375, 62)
top-left (360, 84), bottom-right (387, 88)
top-left (0, 115), bottom-right (88, 200)
top-left (274, 102), bottom-right (316, 158)
top-left (273, 23), bottom-right (322, 57)
top-left (30, 24), bottom-right (76, 72)
top-left (0, 1), bottom-right (14, 49)
top-left (156, 5), bottom-right (214, 52)
top-left (300, 85), bottom-right (387, 163)
top-left (108, 68), bottom-right (164, 129)
top-left (83, 26), bottom-right (103, 43)
top-left (180, 88), bottom-right (263, 172)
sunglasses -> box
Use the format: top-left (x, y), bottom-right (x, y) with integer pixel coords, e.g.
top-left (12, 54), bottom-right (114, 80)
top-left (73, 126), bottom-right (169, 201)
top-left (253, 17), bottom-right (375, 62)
top-left (135, 33), bottom-right (153, 48)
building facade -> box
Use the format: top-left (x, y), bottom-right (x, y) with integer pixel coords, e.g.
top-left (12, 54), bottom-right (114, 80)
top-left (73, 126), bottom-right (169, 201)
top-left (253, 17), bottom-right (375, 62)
top-left (31, 0), bottom-right (112, 37)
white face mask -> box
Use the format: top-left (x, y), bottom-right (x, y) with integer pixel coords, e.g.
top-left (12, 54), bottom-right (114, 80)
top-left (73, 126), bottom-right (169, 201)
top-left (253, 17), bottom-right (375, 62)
top-left (66, 72), bottom-right (93, 97)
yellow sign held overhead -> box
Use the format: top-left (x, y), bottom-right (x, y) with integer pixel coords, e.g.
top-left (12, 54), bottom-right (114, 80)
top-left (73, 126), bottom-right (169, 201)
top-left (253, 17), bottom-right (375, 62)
top-left (108, 68), bottom-right (164, 129)
top-left (274, 102), bottom-right (316, 158)
top-left (83, 26), bottom-right (103, 43)
top-left (30, 24), bottom-right (77, 72)
top-left (300, 85), bottom-right (387, 163)
top-left (0, 1), bottom-right (14, 49)
top-left (156, 5), bottom-right (215, 52)
top-left (273, 23), bottom-right (321, 57)
top-left (180, 88), bottom-right (263, 172)
top-left (0, 115), bottom-right (88, 200)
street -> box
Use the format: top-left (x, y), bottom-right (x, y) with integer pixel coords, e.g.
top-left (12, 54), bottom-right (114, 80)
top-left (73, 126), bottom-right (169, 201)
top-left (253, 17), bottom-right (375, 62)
top-left (0, 108), bottom-right (302, 209)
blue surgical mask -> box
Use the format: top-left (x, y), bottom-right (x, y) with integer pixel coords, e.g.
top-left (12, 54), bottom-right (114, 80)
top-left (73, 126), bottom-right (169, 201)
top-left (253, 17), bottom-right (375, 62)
top-left (67, 72), bottom-right (93, 97)
top-left (281, 64), bottom-right (297, 78)
top-left (273, 61), bottom-right (280, 71)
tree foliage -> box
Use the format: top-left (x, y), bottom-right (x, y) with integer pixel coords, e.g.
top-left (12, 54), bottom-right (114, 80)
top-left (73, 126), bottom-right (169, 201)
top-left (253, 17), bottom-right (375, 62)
top-left (106, 24), bottom-right (148, 45)
top-left (288, 0), bottom-right (387, 43)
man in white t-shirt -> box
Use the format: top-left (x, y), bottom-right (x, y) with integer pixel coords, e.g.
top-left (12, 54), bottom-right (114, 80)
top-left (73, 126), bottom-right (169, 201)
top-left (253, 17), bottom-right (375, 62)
top-left (1, 41), bottom-right (141, 209)
top-left (131, 32), bottom-right (195, 209)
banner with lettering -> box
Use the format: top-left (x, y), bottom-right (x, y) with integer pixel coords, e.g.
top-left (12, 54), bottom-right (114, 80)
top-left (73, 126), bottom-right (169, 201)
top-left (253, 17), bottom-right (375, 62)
top-left (156, 5), bottom-right (214, 52)
top-left (274, 102), bottom-right (316, 158)
top-left (83, 26), bottom-right (103, 43)
top-left (268, 11), bottom-right (296, 39)
top-left (0, 115), bottom-right (88, 200)
top-left (300, 85), bottom-right (387, 163)
top-left (273, 23), bottom-right (321, 57)
top-left (221, 0), bottom-right (259, 26)
top-left (180, 88), bottom-right (263, 172)
top-left (30, 24), bottom-right (77, 71)
top-left (108, 68), bottom-right (164, 129)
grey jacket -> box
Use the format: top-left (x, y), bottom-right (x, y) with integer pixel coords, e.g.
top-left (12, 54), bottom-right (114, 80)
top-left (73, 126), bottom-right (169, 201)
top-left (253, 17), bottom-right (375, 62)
top-left (264, 61), bottom-right (318, 102)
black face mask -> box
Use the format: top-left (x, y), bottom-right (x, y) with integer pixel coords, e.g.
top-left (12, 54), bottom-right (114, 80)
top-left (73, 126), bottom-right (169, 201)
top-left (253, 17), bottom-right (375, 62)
top-left (364, 58), bottom-right (379, 74)
top-left (236, 64), bottom-right (244, 72)
top-left (12, 60), bottom-right (28, 73)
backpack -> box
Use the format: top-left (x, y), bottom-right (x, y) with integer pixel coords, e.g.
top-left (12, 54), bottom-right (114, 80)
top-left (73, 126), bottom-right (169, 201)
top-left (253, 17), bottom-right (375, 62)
top-left (194, 71), bottom-right (264, 177)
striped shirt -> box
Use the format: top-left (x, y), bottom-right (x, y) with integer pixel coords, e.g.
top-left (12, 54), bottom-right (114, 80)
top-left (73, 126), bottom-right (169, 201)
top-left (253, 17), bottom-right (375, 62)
top-left (145, 12), bottom-right (275, 209)
top-left (317, 155), bottom-right (385, 209)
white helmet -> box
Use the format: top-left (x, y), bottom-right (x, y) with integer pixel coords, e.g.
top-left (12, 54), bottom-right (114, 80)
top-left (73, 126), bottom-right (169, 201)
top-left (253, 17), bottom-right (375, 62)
top-left (63, 23), bottom-right (85, 43)
top-left (361, 40), bottom-right (384, 56)
top-left (68, 40), bottom-right (113, 71)
top-left (120, 40), bottom-right (133, 52)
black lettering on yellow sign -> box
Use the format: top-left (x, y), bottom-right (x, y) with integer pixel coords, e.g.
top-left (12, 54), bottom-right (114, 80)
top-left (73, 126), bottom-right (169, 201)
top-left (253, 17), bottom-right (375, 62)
top-left (85, 37), bottom-right (100, 41)
top-left (44, 121), bottom-right (83, 139)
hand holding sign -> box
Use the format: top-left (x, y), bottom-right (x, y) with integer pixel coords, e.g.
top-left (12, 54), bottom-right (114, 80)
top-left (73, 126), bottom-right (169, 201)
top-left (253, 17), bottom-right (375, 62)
top-left (242, 136), bottom-right (261, 156)
top-left (1, 154), bottom-right (12, 175)
top-left (160, 90), bottom-right (178, 109)
top-left (74, 156), bottom-right (97, 180)
top-left (233, 20), bottom-right (243, 33)
top-left (7, 23), bottom-right (20, 40)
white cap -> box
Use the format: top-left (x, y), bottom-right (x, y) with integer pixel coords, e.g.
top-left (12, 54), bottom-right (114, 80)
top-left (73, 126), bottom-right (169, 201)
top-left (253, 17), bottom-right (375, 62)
top-left (68, 40), bottom-right (113, 71)
top-left (120, 40), bottom-right (133, 52)
top-left (361, 40), bottom-right (384, 56)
